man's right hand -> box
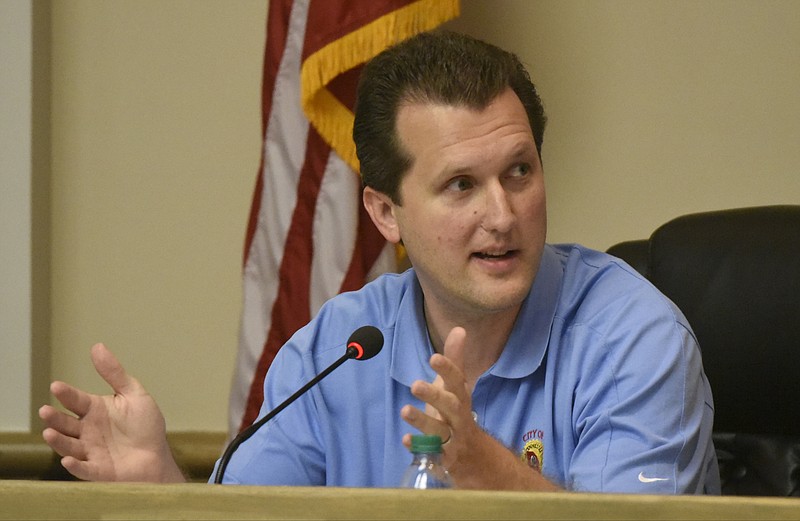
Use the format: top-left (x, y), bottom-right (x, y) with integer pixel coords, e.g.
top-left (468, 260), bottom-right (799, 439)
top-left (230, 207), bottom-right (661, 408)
top-left (39, 343), bottom-right (185, 483)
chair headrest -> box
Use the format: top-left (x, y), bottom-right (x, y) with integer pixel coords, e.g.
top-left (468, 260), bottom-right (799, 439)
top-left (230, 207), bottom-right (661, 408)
top-left (648, 205), bottom-right (800, 435)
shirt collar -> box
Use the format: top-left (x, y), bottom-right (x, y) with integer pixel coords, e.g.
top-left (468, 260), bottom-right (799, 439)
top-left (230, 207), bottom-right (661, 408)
top-left (490, 245), bottom-right (562, 379)
top-left (390, 246), bottom-right (563, 385)
top-left (390, 275), bottom-right (437, 387)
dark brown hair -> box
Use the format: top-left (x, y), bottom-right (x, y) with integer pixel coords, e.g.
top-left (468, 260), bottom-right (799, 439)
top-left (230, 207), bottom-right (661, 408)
top-left (353, 30), bottom-right (547, 204)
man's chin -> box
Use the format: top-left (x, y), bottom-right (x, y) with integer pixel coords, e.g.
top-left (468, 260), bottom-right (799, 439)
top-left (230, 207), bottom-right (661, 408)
top-left (468, 281), bottom-right (531, 315)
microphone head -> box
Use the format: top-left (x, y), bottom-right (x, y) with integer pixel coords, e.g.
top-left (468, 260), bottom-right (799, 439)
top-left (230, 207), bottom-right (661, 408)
top-left (346, 325), bottom-right (384, 361)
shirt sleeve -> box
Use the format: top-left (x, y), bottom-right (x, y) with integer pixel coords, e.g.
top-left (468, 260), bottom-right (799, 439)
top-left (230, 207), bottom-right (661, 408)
top-left (565, 285), bottom-right (718, 494)
top-left (211, 329), bottom-right (328, 486)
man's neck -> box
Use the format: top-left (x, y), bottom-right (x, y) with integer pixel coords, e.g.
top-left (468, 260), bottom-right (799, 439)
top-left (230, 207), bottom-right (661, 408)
top-left (424, 302), bottom-right (521, 386)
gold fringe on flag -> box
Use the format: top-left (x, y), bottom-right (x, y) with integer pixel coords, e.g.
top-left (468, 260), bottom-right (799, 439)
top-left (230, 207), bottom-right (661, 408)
top-left (300, 0), bottom-right (460, 174)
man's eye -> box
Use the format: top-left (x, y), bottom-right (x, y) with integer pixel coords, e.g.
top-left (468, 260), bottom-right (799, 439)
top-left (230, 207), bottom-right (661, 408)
top-left (446, 177), bottom-right (473, 192)
top-left (510, 163), bottom-right (531, 177)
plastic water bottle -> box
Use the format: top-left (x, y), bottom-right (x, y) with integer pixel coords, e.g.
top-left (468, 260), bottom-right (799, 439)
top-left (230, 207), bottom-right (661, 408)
top-left (399, 434), bottom-right (452, 489)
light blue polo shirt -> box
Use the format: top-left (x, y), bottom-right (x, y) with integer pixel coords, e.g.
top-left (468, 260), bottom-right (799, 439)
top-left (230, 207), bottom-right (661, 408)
top-left (215, 244), bottom-right (720, 494)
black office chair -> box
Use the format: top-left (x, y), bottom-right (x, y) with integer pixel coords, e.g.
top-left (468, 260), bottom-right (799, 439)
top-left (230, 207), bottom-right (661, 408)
top-left (607, 205), bottom-right (800, 496)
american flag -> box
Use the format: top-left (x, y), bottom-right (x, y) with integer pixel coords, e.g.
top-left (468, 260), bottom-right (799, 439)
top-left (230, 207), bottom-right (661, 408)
top-left (228, 0), bottom-right (460, 435)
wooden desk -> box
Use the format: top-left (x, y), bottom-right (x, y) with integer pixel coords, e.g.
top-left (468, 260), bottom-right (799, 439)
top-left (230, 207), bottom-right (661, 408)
top-left (1, 480), bottom-right (799, 520)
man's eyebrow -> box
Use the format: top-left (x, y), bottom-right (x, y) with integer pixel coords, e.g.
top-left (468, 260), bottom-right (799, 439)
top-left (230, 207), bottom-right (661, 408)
top-left (509, 138), bottom-right (538, 156)
top-left (442, 140), bottom-right (536, 170)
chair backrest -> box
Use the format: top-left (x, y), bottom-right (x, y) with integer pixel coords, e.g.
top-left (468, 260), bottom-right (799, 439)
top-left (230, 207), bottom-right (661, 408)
top-left (607, 205), bottom-right (800, 496)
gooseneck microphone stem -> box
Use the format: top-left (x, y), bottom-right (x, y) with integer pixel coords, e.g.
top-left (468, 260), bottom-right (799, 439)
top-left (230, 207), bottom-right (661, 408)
top-left (213, 348), bottom-right (356, 484)
top-left (213, 325), bottom-right (383, 485)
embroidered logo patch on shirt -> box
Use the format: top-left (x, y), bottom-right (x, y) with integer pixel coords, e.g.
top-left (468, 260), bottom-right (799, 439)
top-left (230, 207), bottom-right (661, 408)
top-left (520, 429), bottom-right (545, 472)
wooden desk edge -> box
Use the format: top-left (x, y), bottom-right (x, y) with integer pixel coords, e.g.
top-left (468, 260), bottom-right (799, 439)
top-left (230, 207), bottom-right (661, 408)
top-left (0, 480), bottom-right (798, 520)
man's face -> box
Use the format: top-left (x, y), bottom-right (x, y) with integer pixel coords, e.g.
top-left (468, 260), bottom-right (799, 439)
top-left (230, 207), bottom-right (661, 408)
top-left (389, 88), bottom-right (547, 321)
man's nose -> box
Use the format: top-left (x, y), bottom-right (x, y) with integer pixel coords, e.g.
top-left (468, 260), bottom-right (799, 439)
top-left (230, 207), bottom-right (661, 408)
top-left (481, 182), bottom-right (515, 233)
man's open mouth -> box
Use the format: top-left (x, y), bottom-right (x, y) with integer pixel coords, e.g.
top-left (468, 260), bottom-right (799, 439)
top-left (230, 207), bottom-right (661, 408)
top-left (473, 250), bottom-right (517, 260)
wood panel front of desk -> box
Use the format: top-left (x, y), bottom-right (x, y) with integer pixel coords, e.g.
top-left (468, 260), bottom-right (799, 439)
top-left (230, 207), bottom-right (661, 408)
top-left (1, 481), bottom-right (799, 520)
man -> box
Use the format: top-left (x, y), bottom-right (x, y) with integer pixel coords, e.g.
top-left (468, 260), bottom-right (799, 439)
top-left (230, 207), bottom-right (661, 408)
top-left (40, 31), bottom-right (720, 493)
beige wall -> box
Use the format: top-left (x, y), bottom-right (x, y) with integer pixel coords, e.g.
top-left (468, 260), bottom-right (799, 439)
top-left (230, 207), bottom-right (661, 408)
top-left (48, 0), bottom-right (266, 432)
top-left (447, 0), bottom-right (800, 248)
top-left (43, 0), bottom-right (800, 433)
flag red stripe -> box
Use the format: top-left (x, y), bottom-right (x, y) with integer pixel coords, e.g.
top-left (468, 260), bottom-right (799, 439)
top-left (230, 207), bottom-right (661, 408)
top-left (302, 0), bottom-right (411, 59)
top-left (233, 0), bottom-right (460, 436)
top-left (339, 201), bottom-right (389, 293)
top-left (243, 0), bottom-right (294, 267)
top-left (241, 127), bottom-right (331, 430)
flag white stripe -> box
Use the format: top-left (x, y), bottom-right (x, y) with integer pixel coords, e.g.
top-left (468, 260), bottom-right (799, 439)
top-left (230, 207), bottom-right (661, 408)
top-left (228, 0), bottom-right (312, 437)
top-left (310, 150), bottom-right (360, 316)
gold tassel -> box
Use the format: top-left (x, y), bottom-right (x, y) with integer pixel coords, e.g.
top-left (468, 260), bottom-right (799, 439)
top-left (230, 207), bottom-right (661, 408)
top-left (300, 0), bottom-right (460, 173)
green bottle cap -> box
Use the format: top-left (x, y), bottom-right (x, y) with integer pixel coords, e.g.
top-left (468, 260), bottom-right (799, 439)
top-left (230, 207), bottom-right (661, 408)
top-left (410, 434), bottom-right (443, 453)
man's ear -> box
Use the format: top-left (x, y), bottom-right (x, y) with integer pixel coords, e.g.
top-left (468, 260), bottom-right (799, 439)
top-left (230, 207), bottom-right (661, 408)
top-left (363, 186), bottom-right (401, 244)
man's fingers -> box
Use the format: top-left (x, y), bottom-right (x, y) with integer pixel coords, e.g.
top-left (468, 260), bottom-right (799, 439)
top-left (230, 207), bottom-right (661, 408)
top-left (91, 343), bottom-right (138, 396)
top-left (401, 432), bottom-right (413, 450)
top-left (401, 404), bottom-right (452, 442)
top-left (402, 326), bottom-right (473, 456)
top-left (435, 326), bottom-right (471, 398)
top-left (39, 404), bottom-right (82, 438)
top-left (60, 456), bottom-right (97, 482)
top-left (42, 428), bottom-right (88, 461)
top-left (411, 379), bottom-right (458, 410)
top-left (408, 381), bottom-right (461, 438)
top-left (428, 354), bottom-right (470, 404)
top-left (442, 326), bottom-right (467, 369)
top-left (49, 381), bottom-right (93, 418)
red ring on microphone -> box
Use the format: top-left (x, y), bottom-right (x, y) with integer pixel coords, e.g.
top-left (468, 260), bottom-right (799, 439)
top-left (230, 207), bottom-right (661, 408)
top-left (348, 341), bottom-right (365, 360)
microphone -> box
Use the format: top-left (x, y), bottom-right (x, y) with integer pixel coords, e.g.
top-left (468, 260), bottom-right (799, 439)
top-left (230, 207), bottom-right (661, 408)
top-left (213, 325), bottom-right (384, 484)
